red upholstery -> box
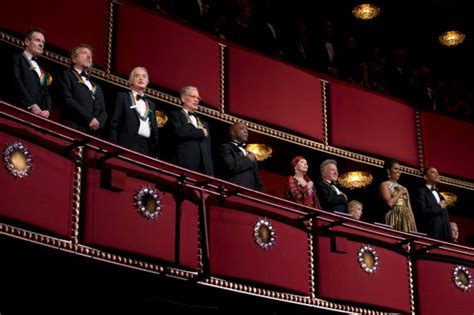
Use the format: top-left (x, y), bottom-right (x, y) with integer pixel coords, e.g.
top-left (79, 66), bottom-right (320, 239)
top-left (227, 46), bottom-right (324, 141)
top-left (330, 82), bottom-right (419, 167)
top-left (0, 0), bottom-right (108, 67)
top-left (416, 259), bottom-right (474, 315)
top-left (315, 222), bottom-right (411, 312)
top-left (422, 112), bottom-right (474, 180)
top-left (82, 159), bottom-right (199, 269)
top-left (114, 5), bottom-right (220, 109)
top-left (207, 196), bottom-right (311, 294)
top-left (0, 128), bottom-right (73, 238)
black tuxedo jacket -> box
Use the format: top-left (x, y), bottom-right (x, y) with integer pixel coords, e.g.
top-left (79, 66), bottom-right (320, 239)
top-left (58, 69), bottom-right (107, 132)
top-left (170, 109), bottom-right (213, 175)
top-left (316, 179), bottom-right (347, 213)
top-left (217, 142), bottom-right (263, 191)
top-left (415, 186), bottom-right (452, 242)
top-left (109, 91), bottom-right (159, 157)
top-left (12, 53), bottom-right (52, 110)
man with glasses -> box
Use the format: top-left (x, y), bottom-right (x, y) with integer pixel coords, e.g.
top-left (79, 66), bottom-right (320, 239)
top-left (169, 86), bottom-right (213, 175)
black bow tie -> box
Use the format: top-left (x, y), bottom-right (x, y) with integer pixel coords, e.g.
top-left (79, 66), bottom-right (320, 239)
top-left (31, 56), bottom-right (39, 62)
top-left (136, 94), bottom-right (146, 101)
top-left (431, 186), bottom-right (438, 192)
top-left (188, 112), bottom-right (197, 117)
top-left (80, 71), bottom-right (90, 80)
top-left (234, 141), bottom-right (246, 148)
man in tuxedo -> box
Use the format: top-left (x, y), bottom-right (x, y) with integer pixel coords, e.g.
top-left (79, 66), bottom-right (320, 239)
top-left (58, 44), bottom-right (107, 134)
top-left (217, 121), bottom-right (263, 191)
top-left (170, 86), bottom-right (213, 175)
top-left (316, 159), bottom-right (348, 212)
top-left (12, 27), bottom-right (51, 118)
top-left (415, 167), bottom-right (452, 242)
top-left (109, 67), bottom-right (159, 157)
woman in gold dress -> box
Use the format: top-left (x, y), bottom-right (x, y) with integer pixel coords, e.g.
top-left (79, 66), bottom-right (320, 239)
top-left (379, 159), bottom-right (417, 232)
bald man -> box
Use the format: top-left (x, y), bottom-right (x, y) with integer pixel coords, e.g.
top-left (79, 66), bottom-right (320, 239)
top-left (217, 122), bottom-right (263, 191)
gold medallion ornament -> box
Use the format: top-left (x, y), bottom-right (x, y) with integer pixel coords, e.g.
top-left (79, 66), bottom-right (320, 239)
top-left (452, 265), bottom-right (472, 292)
top-left (134, 186), bottom-right (163, 220)
top-left (253, 217), bottom-right (276, 250)
top-left (357, 244), bottom-right (379, 274)
top-left (3, 141), bottom-right (33, 178)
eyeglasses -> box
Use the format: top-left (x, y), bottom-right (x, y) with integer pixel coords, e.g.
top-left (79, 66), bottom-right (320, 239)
top-left (186, 94), bottom-right (201, 101)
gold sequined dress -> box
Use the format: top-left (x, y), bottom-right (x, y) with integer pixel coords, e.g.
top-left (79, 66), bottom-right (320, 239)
top-left (385, 181), bottom-right (417, 232)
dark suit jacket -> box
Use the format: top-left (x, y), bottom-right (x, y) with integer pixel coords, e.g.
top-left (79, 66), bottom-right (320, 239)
top-left (12, 53), bottom-right (52, 111)
top-left (109, 91), bottom-right (159, 157)
top-left (316, 179), bottom-right (348, 213)
top-left (415, 186), bottom-right (452, 242)
top-left (170, 109), bottom-right (213, 175)
top-left (58, 69), bottom-right (107, 133)
top-left (217, 142), bottom-right (263, 191)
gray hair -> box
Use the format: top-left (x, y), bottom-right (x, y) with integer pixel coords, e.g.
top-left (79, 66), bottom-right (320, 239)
top-left (180, 86), bottom-right (198, 98)
top-left (128, 66), bottom-right (149, 84)
top-left (320, 159), bottom-right (337, 174)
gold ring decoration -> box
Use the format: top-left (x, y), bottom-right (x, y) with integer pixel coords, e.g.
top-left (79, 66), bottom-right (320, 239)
top-left (155, 110), bottom-right (168, 128)
top-left (3, 141), bottom-right (33, 178)
top-left (452, 265), bottom-right (472, 292)
top-left (253, 217), bottom-right (276, 250)
top-left (245, 144), bottom-right (272, 161)
top-left (134, 186), bottom-right (163, 220)
top-left (357, 244), bottom-right (379, 274)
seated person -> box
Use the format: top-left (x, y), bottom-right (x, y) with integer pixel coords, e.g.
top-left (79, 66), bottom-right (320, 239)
top-left (217, 122), bottom-right (263, 191)
top-left (284, 156), bottom-right (320, 208)
top-left (347, 200), bottom-right (363, 220)
top-left (450, 221), bottom-right (459, 243)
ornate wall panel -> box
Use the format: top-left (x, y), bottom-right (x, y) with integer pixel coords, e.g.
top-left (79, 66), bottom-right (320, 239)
top-left (114, 4), bottom-right (220, 109)
top-left (0, 0), bottom-right (109, 67)
top-left (227, 46), bottom-right (324, 141)
top-left (422, 112), bottom-right (474, 180)
top-left (81, 152), bottom-right (199, 269)
top-left (330, 82), bottom-right (419, 167)
top-left (315, 221), bottom-right (411, 313)
top-left (0, 120), bottom-right (74, 238)
top-left (207, 195), bottom-right (311, 295)
top-left (415, 259), bottom-right (474, 314)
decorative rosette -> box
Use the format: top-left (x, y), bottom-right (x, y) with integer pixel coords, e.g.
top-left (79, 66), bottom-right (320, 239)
top-left (3, 141), bottom-right (33, 178)
top-left (133, 186), bottom-right (163, 220)
top-left (357, 244), bottom-right (379, 274)
top-left (452, 265), bottom-right (472, 292)
top-left (253, 217), bottom-right (276, 250)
